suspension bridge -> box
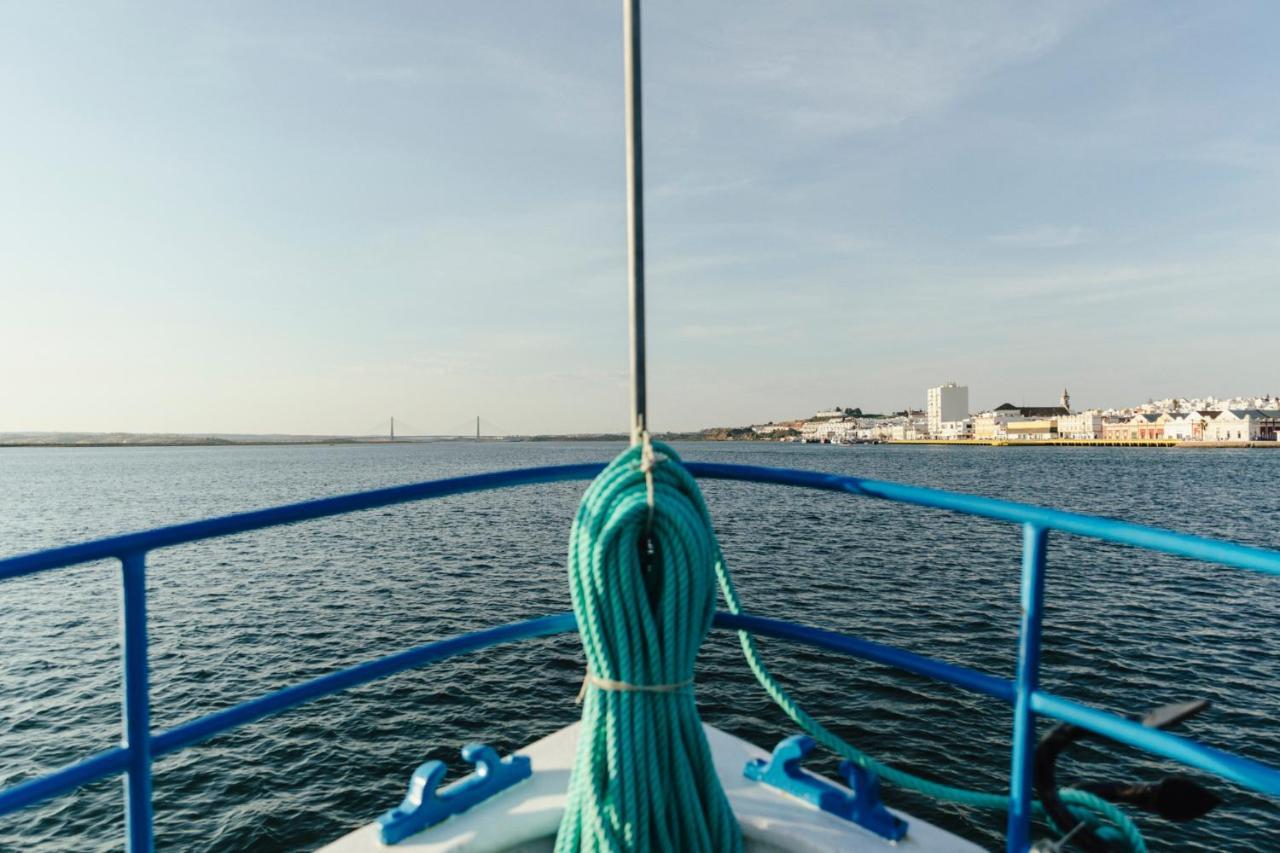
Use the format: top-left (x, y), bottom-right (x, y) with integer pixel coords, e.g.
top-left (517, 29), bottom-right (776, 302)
top-left (358, 416), bottom-right (509, 441)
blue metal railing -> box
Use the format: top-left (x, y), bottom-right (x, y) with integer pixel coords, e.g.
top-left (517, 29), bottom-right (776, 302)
top-left (1, 461), bottom-right (1277, 851)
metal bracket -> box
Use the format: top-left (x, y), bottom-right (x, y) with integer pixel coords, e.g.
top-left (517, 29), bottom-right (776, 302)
top-left (744, 734), bottom-right (908, 842)
top-left (378, 744), bottom-right (532, 844)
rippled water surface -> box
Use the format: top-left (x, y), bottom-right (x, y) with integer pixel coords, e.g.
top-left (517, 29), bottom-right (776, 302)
top-left (1, 442), bottom-right (1277, 851)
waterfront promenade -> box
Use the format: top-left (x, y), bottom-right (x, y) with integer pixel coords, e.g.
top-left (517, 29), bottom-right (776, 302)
top-left (885, 439), bottom-right (1280, 448)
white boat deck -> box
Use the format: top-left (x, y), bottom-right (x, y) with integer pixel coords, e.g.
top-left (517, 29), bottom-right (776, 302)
top-left (321, 723), bottom-right (985, 852)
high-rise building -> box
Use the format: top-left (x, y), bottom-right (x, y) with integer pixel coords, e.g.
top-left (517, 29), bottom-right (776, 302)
top-left (926, 383), bottom-right (969, 437)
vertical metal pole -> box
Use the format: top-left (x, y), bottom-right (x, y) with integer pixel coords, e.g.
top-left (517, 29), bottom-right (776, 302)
top-left (120, 551), bottom-right (153, 852)
top-left (1007, 524), bottom-right (1048, 851)
top-left (624, 0), bottom-right (647, 445)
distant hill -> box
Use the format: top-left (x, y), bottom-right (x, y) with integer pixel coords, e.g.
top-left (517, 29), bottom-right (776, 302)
top-left (0, 432), bottom-right (362, 447)
top-left (1, 429), bottom-right (775, 447)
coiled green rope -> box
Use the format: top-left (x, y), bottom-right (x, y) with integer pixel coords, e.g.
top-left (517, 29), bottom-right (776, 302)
top-left (558, 442), bottom-right (1145, 851)
top-left (556, 440), bottom-right (742, 852)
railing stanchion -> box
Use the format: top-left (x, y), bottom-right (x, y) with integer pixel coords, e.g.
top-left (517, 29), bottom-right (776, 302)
top-left (1007, 523), bottom-right (1048, 851)
top-left (120, 551), bottom-right (153, 852)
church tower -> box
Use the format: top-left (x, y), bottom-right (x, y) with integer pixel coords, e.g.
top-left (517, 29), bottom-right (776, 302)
top-left (1061, 388), bottom-right (1071, 413)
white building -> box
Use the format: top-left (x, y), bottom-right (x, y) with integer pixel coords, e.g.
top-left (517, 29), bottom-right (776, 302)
top-left (802, 417), bottom-right (860, 443)
top-left (1203, 410), bottom-right (1280, 442)
top-left (855, 420), bottom-right (897, 442)
top-left (926, 383), bottom-right (969, 437)
top-left (937, 420), bottom-right (974, 440)
top-left (889, 417), bottom-right (929, 441)
top-left (1162, 411), bottom-right (1215, 441)
top-left (973, 412), bottom-right (1013, 440)
top-left (1056, 412), bottom-right (1103, 440)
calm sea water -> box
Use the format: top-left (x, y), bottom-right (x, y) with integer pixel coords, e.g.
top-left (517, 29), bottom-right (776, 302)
top-left (0, 442), bottom-right (1276, 851)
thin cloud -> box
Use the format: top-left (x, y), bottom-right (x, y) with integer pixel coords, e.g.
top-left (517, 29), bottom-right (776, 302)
top-left (651, 175), bottom-right (758, 200)
top-left (988, 225), bottom-right (1089, 248)
top-left (655, 3), bottom-right (1101, 140)
top-left (674, 323), bottom-right (770, 339)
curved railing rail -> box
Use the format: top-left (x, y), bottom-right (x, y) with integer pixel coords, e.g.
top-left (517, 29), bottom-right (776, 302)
top-left (1, 461), bottom-right (1277, 852)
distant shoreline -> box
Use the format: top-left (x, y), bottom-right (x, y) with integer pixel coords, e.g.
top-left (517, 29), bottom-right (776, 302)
top-left (4, 435), bottom-right (1278, 449)
top-left (882, 439), bottom-right (1280, 449)
top-left (0, 440), bottom-right (362, 449)
top-left (0, 433), bottom-right (650, 448)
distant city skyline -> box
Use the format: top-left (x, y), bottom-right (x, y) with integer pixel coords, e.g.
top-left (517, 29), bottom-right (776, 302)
top-left (791, 388), bottom-right (1280, 443)
top-left (3, 3), bottom-right (1279, 435)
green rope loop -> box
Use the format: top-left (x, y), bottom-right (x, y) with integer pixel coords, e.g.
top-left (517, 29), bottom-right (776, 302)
top-left (556, 441), bottom-right (742, 852)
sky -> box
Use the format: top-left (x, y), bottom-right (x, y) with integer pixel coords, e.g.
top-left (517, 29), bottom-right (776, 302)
top-left (2, 1), bottom-right (1278, 435)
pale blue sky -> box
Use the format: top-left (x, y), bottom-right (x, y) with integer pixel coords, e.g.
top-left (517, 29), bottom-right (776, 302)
top-left (2, 2), bottom-right (1277, 434)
